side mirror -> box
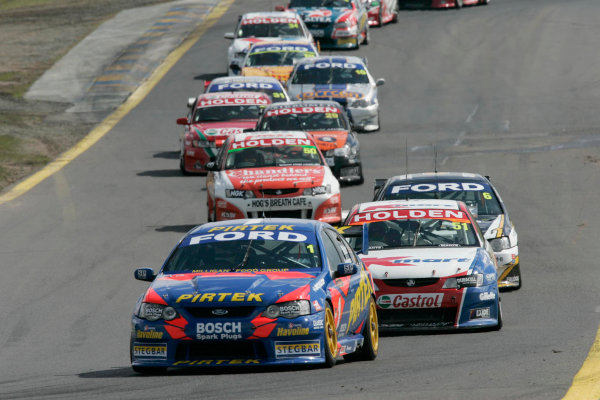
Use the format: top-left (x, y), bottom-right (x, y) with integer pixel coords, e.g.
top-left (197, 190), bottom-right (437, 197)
top-left (204, 161), bottom-right (218, 171)
top-left (373, 178), bottom-right (387, 199)
top-left (376, 78), bottom-right (385, 87)
top-left (274, 5), bottom-right (286, 11)
top-left (176, 117), bottom-right (189, 125)
top-left (224, 32), bottom-right (234, 39)
top-left (203, 80), bottom-right (211, 92)
top-left (230, 63), bottom-right (241, 73)
top-left (337, 263), bottom-right (359, 277)
top-left (134, 268), bottom-right (156, 282)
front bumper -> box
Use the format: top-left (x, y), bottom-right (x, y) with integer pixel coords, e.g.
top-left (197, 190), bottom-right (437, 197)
top-left (131, 312), bottom-right (329, 369)
top-left (324, 154), bottom-right (363, 184)
top-left (495, 246), bottom-right (520, 289)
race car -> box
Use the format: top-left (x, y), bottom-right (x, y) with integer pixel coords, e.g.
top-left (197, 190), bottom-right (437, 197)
top-left (131, 218), bottom-right (379, 372)
top-left (254, 100), bottom-right (364, 184)
top-left (278, 0), bottom-right (370, 49)
top-left (205, 131), bottom-right (342, 224)
top-left (238, 41), bottom-right (319, 83)
top-left (224, 11), bottom-right (314, 76)
top-left (204, 76), bottom-right (290, 103)
top-left (363, 0), bottom-right (398, 26)
top-left (399, 0), bottom-right (489, 8)
top-left (176, 91), bottom-right (271, 174)
top-left (286, 56), bottom-right (385, 132)
top-left (372, 172), bottom-right (521, 290)
top-left (339, 199), bottom-right (502, 331)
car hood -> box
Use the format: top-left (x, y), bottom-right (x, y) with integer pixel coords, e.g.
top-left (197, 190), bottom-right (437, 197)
top-left (287, 84), bottom-right (372, 105)
top-left (224, 166), bottom-right (326, 189)
top-left (242, 66), bottom-right (294, 83)
top-left (360, 247), bottom-right (478, 279)
top-left (148, 271), bottom-right (318, 307)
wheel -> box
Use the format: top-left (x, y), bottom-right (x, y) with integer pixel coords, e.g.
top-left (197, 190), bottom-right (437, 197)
top-left (377, 6), bottom-right (384, 27)
top-left (344, 297), bottom-right (379, 361)
top-left (132, 365), bottom-right (167, 374)
top-left (479, 0), bottom-right (490, 4)
top-left (494, 299), bottom-right (503, 331)
top-left (323, 304), bottom-right (338, 367)
top-left (455, 0), bottom-right (463, 8)
top-left (392, 0), bottom-right (399, 22)
top-left (179, 154), bottom-right (191, 175)
top-left (356, 166), bottom-right (364, 185)
top-left (363, 25), bottom-right (370, 45)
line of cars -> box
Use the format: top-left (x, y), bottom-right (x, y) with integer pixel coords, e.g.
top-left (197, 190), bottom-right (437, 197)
top-left (131, 1), bottom-right (505, 373)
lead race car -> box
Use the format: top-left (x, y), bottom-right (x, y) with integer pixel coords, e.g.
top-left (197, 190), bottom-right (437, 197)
top-left (286, 56), bottom-right (385, 132)
top-left (339, 199), bottom-right (502, 331)
top-left (373, 172), bottom-right (521, 290)
top-left (131, 218), bottom-right (378, 372)
top-left (254, 100), bottom-right (364, 184)
top-left (205, 131), bottom-right (342, 224)
top-left (225, 11), bottom-right (314, 76)
top-left (279, 0), bottom-right (370, 49)
top-left (176, 91), bottom-right (271, 174)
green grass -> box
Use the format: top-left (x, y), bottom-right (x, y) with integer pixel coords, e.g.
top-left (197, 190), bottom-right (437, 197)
top-left (0, 135), bottom-right (50, 165)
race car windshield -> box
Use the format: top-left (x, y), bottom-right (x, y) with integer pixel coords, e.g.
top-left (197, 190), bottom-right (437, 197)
top-left (382, 187), bottom-right (503, 217)
top-left (245, 50), bottom-right (316, 67)
top-left (259, 112), bottom-right (346, 130)
top-left (290, 0), bottom-right (352, 7)
top-left (209, 86), bottom-right (287, 102)
top-left (225, 144), bottom-right (323, 169)
top-left (364, 219), bottom-right (479, 250)
top-left (193, 105), bottom-right (262, 122)
top-left (163, 238), bottom-right (322, 272)
top-left (291, 66), bottom-right (370, 84)
top-left (238, 23), bottom-right (303, 38)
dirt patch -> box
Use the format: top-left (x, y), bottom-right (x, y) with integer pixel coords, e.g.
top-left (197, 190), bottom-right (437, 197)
top-left (0, 0), bottom-right (171, 192)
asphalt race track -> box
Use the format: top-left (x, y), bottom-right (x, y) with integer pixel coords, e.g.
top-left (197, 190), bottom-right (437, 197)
top-left (1, 0), bottom-right (599, 398)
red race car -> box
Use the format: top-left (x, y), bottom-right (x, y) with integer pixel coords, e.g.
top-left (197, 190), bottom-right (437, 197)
top-left (177, 91), bottom-right (271, 174)
top-left (364, 0), bottom-right (398, 26)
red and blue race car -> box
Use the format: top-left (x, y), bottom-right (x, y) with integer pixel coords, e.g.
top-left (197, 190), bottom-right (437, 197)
top-left (131, 218), bottom-right (379, 372)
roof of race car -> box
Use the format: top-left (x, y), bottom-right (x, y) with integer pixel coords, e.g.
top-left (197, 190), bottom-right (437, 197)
top-left (263, 100), bottom-right (343, 110)
top-left (186, 218), bottom-right (321, 236)
top-left (240, 11), bottom-right (302, 21)
top-left (209, 76), bottom-right (284, 85)
top-left (385, 172), bottom-right (489, 185)
top-left (231, 130), bottom-right (311, 142)
top-left (355, 199), bottom-right (466, 214)
top-left (293, 55), bottom-right (366, 67)
top-left (197, 91), bottom-right (271, 100)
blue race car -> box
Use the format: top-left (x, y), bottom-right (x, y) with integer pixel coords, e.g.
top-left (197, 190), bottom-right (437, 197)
top-left (131, 218), bottom-right (378, 373)
top-left (280, 0), bottom-right (370, 49)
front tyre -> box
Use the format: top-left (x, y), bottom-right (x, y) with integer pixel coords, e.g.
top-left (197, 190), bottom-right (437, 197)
top-left (455, 0), bottom-right (463, 8)
top-left (323, 304), bottom-right (338, 367)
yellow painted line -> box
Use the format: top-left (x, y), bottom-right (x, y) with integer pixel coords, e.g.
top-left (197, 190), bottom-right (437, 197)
top-left (563, 325), bottom-right (600, 399)
top-left (0, 0), bottom-right (236, 206)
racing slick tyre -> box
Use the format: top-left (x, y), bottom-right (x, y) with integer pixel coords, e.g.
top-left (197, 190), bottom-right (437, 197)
top-left (323, 304), bottom-right (338, 367)
top-left (392, 1), bottom-right (399, 23)
top-left (343, 297), bottom-right (379, 361)
top-left (494, 299), bottom-right (503, 331)
top-left (479, 0), bottom-right (490, 4)
top-left (377, 6), bottom-right (384, 27)
top-left (363, 25), bottom-right (370, 45)
top-left (179, 153), bottom-right (191, 176)
top-left (357, 166), bottom-right (365, 185)
top-left (455, 0), bottom-right (463, 8)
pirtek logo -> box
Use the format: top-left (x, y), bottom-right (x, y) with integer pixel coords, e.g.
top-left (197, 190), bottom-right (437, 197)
top-left (176, 293), bottom-right (264, 303)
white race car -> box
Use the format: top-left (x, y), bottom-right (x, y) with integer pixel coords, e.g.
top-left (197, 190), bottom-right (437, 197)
top-left (224, 11), bottom-right (314, 76)
top-left (205, 131), bottom-right (341, 224)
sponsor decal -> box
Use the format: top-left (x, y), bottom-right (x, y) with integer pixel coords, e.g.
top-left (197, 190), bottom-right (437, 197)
top-left (197, 322), bottom-right (242, 340)
top-left (173, 359), bottom-right (260, 366)
top-left (301, 62), bottom-right (360, 70)
top-left (299, 89), bottom-right (362, 100)
top-left (133, 343), bottom-right (167, 359)
top-left (312, 300), bottom-right (323, 312)
top-left (230, 138), bottom-right (311, 149)
top-left (470, 307), bottom-right (491, 319)
top-left (312, 278), bottom-right (325, 291)
top-left (350, 209), bottom-right (468, 224)
top-left (340, 342), bottom-right (356, 354)
top-left (199, 97), bottom-right (269, 107)
top-left (274, 340), bottom-right (320, 358)
top-left (377, 293), bottom-right (443, 309)
top-left (265, 106), bottom-right (339, 117)
top-left (227, 166), bottom-right (324, 187)
top-left (189, 231), bottom-right (308, 245)
top-left (479, 292), bottom-right (496, 301)
top-left (390, 183), bottom-right (486, 194)
top-left (338, 323), bottom-right (347, 334)
top-left (241, 17), bottom-right (298, 25)
top-left (205, 127), bottom-right (244, 136)
top-left (456, 275), bottom-right (479, 288)
top-left (276, 326), bottom-right (310, 336)
top-left (136, 330), bottom-right (163, 339)
top-left (250, 44), bottom-right (313, 54)
top-left (485, 273), bottom-right (496, 283)
top-left (312, 319), bottom-right (324, 330)
top-left (348, 270), bottom-right (373, 326)
top-left (249, 198), bottom-right (311, 209)
top-left (176, 293), bottom-right (264, 303)
top-left (215, 82), bottom-right (277, 91)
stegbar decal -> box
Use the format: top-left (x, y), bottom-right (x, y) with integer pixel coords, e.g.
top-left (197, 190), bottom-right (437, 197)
top-left (274, 340), bottom-right (321, 358)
